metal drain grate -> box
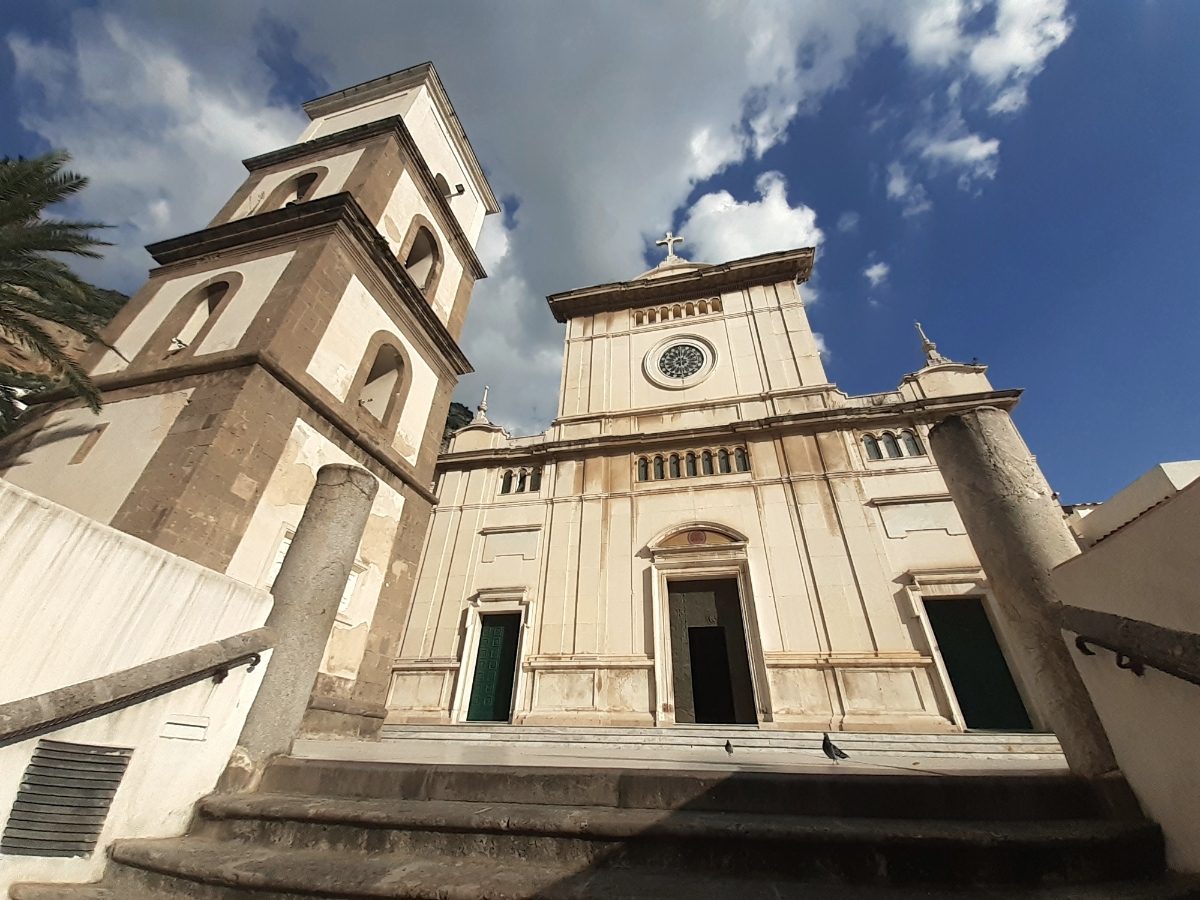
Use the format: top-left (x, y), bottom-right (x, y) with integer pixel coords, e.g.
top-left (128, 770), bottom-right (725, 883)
top-left (1, 739), bottom-right (133, 857)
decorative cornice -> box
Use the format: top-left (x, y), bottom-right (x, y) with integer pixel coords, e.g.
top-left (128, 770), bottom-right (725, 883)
top-left (301, 61), bottom-right (500, 215)
top-left (144, 193), bottom-right (471, 377)
top-left (241, 117), bottom-right (488, 281)
top-left (436, 389), bottom-right (1022, 468)
top-left (546, 247), bottom-right (815, 323)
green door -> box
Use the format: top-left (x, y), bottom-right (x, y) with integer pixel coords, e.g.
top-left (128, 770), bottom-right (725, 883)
top-left (466, 613), bottom-right (521, 722)
top-left (925, 597), bottom-right (1032, 731)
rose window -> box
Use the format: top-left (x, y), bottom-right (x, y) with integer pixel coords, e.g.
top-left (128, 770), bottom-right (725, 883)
top-left (658, 343), bottom-right (705, 379)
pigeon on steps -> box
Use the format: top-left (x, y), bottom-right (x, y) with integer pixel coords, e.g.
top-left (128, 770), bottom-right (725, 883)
top-left (822, 732), bottom-right (849, 764)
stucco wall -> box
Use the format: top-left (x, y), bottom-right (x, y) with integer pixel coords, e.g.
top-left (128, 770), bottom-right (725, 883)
top-left (225, 418), bottom-right (405, 681)
top-left (0, 478), bottom-right (271, 891)
top-left (304, 275), bottom-right (438, 465)
top-left (229, 148), bottom-right (364, 221)
top-left (1052, 479), bottom-right (1200, 872)
top-left (93, 252), bottom-right (296, 375)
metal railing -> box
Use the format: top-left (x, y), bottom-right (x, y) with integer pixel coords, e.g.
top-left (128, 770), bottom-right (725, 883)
top-left (1063, 605), bottom-right (1200, 688)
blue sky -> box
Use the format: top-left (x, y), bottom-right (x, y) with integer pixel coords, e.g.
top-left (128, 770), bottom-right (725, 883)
top-left (2, 1), bottom-right (1197, 502)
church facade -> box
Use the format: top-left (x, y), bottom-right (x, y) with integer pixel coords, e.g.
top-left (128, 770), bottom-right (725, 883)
top-left (388, 244), bottom-right (1044, 734)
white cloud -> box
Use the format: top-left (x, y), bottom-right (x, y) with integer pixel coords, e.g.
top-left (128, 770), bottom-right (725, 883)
top-left (886, 162), bottom-right (933, 216)
top-left (863, 261), bottom-right (890, 287)
top-left (680, 172), bottom-right (823, 265)
top-left (920, 132), bottom-right (1001, 189)
top-left (2, 1), bottom-right (1072, 434)
top-left (836, 211), bottom-right (861, 233)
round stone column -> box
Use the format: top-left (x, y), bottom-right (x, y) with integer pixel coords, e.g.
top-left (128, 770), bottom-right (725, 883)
top-left (225, 463), bottom-right (377, 788)
top-left (929, 407), bottom-right (1117, 777)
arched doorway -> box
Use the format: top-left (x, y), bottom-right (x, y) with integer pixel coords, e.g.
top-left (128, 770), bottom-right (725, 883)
top-left (648, 525), bottom-right (761, 726)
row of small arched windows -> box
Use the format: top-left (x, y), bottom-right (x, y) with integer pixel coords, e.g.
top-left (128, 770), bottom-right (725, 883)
top-left (500, 467), bottom-right (543, 494)
top-left (863, 430), bottom-right (925, 461)
top-left (633, 297), bottom-right (721, 326)
top-left (637, 447), bottom-right (750, 482)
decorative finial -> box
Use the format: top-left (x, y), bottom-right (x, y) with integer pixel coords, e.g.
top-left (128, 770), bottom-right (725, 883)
top-left (915, 321), bottom-right (949, 366)
top-left (471, 384), bottom-right (490, 424)
top-left (655, 231), bottom-right (684, 261)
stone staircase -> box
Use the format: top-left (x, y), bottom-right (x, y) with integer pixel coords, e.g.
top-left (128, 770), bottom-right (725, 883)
top-left (10, 751), bottom-right (1200, 898)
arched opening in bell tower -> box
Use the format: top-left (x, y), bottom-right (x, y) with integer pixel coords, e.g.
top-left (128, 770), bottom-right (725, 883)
top-left (403, 226), bottom-right (439, 292)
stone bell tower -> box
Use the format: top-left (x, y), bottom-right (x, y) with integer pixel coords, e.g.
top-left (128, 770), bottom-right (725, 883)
top-left (0, 62), bottom-right (499, 736)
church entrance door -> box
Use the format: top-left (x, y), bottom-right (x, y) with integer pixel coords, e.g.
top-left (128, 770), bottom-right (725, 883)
top-left (924, 597), bottom-right (1032, 730)
top-left (466, 613), bottom-right (521, 722)
top-left (667, 578), bottom-right (756, 724)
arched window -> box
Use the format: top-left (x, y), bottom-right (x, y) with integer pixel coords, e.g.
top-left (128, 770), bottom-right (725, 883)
top-left (718, 449), bottom-right (731, 474)
top-left (647, 309), bottom-right (657, 324)
top-left (434, 173), bottom-right (452, 197)
top-left (170, 280), bottom-right (230, 354)
top-left (734, 448), bottom-right (749, 472)
top-left (284, 173), bottom-right (319, 207)
top-left (697, 300), bottom-right (708, 314)
top-left (634, 311), bottom-right (644, 326)
top-left (686, 452), bottom-right (697, 477)
top-left (669, 454), bottom-right (681, 478)
top-left (711, 297), bottom-right (723, 312)
top-left (637, 457), bottom-right (649, 481)
top-left (528, 468), bottom-right (541, 491)
top-left (516, 469), bottom-right (528, 492)
top-left (685, 302), bottom-right (695, 316)
top-left (653, 456), bottom-right (665, 480)
top-left (403, 226), bottom-right (439, 291)
top-left (660, 307), bottom-right (669, 321)
top-left (881, 433), bottom-right (902, 459)
top-left (501, 470), bottom-right (514, 494)
top-left (672, 304), bottom-right (682, 319)
top-left (863, 435), bottom-right (882, 461)
top-left (358, 345), bottom-right (403, 422)
top-left (901, 430), bottom-right (925, 457)
top-left (702, 451), bottom-right (714, 476)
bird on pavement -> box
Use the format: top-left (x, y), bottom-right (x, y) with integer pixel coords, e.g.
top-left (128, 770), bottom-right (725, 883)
top-left (724, 740), bottom-right (734, 755)
top-left (822, 733), bottom-right (849, 764)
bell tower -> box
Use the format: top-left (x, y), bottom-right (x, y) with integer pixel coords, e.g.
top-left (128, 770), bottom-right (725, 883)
top-left (0, 62), bottom-right (499, 735)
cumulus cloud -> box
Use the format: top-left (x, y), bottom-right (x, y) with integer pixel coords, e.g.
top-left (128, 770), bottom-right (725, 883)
top-left (886, 162), bottom-right (933, 216)
top-left (2, 1), bottom-right (1073, 433)
top-left (863, 261), bottom-right (890, 287)
top-left (680, 172), bottom-right (823, 264)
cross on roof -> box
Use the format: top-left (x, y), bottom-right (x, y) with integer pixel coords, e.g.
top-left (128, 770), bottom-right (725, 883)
top-left (655, 231), bottom-right (684, 261)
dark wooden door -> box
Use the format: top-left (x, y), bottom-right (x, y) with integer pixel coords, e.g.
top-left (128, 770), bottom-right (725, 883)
top-left (466, 613), bottom-right (521, 722)
top-left (668, 579), bottom-right (756, 725)
top-left (925, 597), bottom-right (1032, 730)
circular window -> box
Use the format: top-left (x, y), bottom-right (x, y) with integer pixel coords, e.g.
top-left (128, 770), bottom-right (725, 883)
top-left (643, 334), bottom-right (717, 390)
top-left (658, 343), bottom-right (705, 379)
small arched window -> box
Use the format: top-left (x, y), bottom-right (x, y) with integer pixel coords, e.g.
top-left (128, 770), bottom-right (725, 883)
top-left (653, 456), bottom-right (665, 480)
top-left (685, 302), bottom-right (695, 316)
top-left (170, 280), bottom-right (230, 355)
top-left (881, 433), bottom-right (902, 459)
top-left (501, 470), bottom-right (514, 494)
top-left (672, 304), bottom-right (682, 320)
top-left (702, 451), bottom-right (714, 476)
top-left (403, 226), bottom-right (439, 291)
top-left (863, 435), bottom-right (882, 461)
top-left (634, 311), bottom-right (644, 326)
top-left (734, 448), bottom-right (749, 472)
top-left (529, 467), bottom-right (542, 491)
top-left (434, 173), bottom-right (452, 197)
top-left (516, 469), bottom-right (528, 492)
top-left (358, 345), bottom-right (403, 423)
top-left (647, 309), bottom-right (657, 324)
top-left (711, 297), bottom-right (723, 312)
top-left (660, 307), bottom-right (669, 321)
top-left (284, 173), bottom-right (319, 207)
top-left (901, 430), bottom-right (925, 457)
top-left (697, 300), bottom-right (708, 314)
top-left (669, 454), bottom-right (681, 478)
top-left (637, 458), bottom-right (649, 481)
top-left (718, 449), bottom-right (731, 474)
top-left (686, 452), bottom-right (697, 477)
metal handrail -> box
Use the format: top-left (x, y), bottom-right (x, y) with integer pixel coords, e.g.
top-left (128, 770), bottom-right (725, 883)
top-left (0, 627), bottom-right (273, 749)
top-left (1063, 605), bottom-right (1200, 689)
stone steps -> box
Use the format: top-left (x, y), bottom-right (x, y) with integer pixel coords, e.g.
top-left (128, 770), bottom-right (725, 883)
top-left (10, 757), bottom-right (1190, 898)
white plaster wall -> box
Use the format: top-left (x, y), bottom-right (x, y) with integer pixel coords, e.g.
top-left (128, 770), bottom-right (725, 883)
top-left (229, 149), bottom-right (364, 221)
top-left (401, 87), bottom-right (486, 243)
top-left (0, 661), bottom-right (266, 892)
top-left (305, 275), bottom-right (438, 466)
top-left (0, 391), bottom-right (192, 525)
top-left (1052, 480), bottom-right (1200, 872)
top-left (377, 170), bottom-right (464, 324)
top-left (93, 252), bottom-right (296, 375)
top-left (225, 418), bottom-right (405, 680)
top-left (301, 91), bottom-right (417, 142)
top-left (0, 478), bottom-right (272, 699)
top-left (0, 478), bottom-right (272, 891)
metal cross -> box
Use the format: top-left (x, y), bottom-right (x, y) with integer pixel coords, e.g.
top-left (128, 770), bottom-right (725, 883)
top-left (655, 231), bottom-right (684, 260)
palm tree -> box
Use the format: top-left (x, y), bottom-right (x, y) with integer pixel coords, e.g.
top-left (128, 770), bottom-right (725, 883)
top-left (0, 150), bottom-right (115, 433)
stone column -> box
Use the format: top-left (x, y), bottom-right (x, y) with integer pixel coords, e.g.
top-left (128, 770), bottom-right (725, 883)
top-left (223, 463), bottom-right (377, 789)
top-left (929, 407), bottom-right (1118, 778)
